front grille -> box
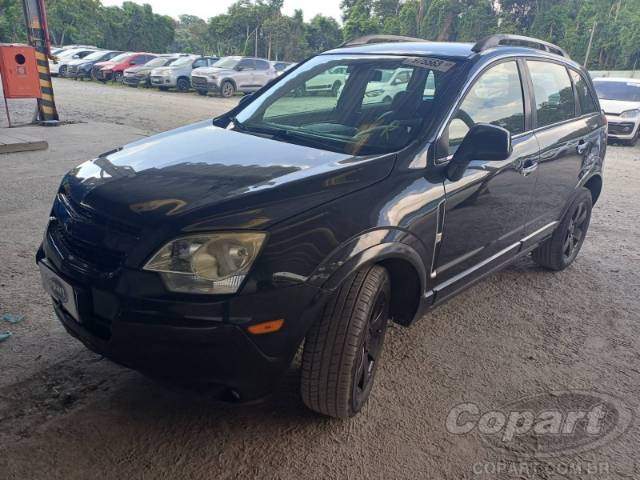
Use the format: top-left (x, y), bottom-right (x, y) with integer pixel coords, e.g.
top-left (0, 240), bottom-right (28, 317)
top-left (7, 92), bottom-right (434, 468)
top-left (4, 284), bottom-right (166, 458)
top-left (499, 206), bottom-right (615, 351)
top-left (191, 76), bottom-right (208, 89)
top-left (50, 194), bottom-right (141, 273)
top-left (608, 122), bottom-right (635, 135)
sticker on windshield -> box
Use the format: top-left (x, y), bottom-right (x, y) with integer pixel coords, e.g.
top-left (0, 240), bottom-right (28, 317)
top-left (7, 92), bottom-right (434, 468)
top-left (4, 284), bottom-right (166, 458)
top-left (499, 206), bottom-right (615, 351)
top-left (403, 57), bottom-right (456, 72)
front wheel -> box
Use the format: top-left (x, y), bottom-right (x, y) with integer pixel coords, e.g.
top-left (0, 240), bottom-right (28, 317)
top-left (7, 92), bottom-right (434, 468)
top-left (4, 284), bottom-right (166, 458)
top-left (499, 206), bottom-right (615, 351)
top-left (220, 80), bottom-right (235, 98)
top-left (301, 265), bottom-right (390, 418)
top-left (531, 187), bottom-right (592, 271)
top-left (176, 77), bottom-right (190, 92)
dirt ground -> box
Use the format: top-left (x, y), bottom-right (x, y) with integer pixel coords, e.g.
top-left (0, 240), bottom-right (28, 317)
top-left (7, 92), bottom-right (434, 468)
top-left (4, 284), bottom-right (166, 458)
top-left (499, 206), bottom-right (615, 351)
top-left (0, 78), bottom-right (639, 479)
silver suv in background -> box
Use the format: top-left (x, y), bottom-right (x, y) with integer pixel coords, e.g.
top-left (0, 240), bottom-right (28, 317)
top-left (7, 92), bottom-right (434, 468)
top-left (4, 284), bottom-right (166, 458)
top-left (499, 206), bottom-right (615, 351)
top-left (191, 56), bottom-right (277, 97)
top-left (150, 55), bottom-right (219, 91)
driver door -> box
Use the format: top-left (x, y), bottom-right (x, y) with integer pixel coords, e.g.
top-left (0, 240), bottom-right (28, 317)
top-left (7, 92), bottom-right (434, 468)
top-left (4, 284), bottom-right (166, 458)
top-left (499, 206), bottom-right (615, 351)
top-left (433, 60), bottom-right (540, 301)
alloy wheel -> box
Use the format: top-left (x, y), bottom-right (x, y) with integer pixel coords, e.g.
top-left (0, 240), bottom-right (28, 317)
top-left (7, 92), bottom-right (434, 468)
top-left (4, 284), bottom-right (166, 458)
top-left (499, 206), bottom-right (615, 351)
top-left (351, 289), bottom-right (389, 410)
top-left (563, 200), bottom-right (589, 262)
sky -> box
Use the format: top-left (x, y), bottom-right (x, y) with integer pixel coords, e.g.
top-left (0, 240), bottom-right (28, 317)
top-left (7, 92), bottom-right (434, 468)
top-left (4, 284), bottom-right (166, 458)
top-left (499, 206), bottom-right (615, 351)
top-left (101, 0), bottom-right (344, 23)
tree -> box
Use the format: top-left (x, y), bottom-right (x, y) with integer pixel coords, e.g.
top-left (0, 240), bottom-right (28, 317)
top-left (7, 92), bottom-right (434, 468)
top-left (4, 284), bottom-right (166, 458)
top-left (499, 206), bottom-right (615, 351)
top-left (306, 15), bottom-right (343, 52)
top-left (0, 0), bottom-right (26, 43)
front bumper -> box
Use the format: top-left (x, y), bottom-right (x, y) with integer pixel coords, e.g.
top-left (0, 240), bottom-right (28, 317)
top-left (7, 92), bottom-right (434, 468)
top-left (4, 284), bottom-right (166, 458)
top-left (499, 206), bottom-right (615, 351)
top-left (123, 75), bottom-right (146, 86)
top-left (150, 76), bottom-right (176, 88)
top-left (605, 115), bottom-right (639, 139)
top-left (191, 76), bottom-right (218, 92)
top-left (37, 234), bottom-right (326, 400)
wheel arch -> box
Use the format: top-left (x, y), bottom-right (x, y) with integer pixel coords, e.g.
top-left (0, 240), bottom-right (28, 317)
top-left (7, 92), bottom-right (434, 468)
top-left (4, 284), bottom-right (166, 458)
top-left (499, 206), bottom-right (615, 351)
top-left (310, 238), bottom-right (428, 327)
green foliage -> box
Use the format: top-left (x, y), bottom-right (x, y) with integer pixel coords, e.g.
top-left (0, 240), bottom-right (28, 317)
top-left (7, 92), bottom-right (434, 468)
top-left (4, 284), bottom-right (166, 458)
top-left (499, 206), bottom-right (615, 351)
top-left (1, 0), bottom-right (638, 69)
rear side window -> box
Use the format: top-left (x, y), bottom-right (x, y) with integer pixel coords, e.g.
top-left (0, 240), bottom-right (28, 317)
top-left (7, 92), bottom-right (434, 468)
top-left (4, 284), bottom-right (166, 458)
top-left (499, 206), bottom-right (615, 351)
top-left (527, 61), bottom-right (576, 127)
top-left (571, 71), bottom-right (599, 114)
top-left (255, 60), bottom-right (270, 71)
top-left (238, 59), bottom-right (256, 70)
top-left (447, 61), bottom-right (525, 154)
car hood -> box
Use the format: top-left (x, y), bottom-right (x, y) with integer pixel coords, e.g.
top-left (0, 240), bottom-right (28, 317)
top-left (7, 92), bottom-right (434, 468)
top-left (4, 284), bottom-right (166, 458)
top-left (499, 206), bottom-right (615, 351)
top-left (61, 120), bottom-right (394, 230)
top-left (125, 65), bottom-right (153, 74)
top-left (599, 99), bottom-right (640, 115)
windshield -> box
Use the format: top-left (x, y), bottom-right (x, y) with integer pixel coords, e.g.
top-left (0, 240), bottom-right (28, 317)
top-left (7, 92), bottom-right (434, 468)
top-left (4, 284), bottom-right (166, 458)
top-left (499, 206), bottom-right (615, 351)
top-left (214, 57), bottom-right (241, 69)
top-left (146, 56), bottom-right (173, 67)
top-left (172, 56), bottom-right (195, 66)
top-left (109, 53), bottom-right (132, 63)
top-left (594, 81), bottom-right (640, 102)
top-left (233, 54), bottom-right (457, 155)
top-left (80, 50), bottom-right (106, 61)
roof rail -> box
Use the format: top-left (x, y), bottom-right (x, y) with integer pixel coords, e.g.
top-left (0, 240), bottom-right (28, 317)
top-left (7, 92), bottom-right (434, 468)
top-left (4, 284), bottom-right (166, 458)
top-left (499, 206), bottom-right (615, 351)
top-left (339, 35), bottom-right (427, 48)
top-left (472, 34), bottom-right (569, 58)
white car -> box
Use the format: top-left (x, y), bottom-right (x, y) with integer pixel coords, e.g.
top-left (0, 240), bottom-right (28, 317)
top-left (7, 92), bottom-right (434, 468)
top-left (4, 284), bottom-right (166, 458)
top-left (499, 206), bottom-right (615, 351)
top-left (593, 77), bottom-right (640, 145)
top-left (304, 65), bottom-right (348, 96)
top-left (49, 48), bottom-right (99, 76)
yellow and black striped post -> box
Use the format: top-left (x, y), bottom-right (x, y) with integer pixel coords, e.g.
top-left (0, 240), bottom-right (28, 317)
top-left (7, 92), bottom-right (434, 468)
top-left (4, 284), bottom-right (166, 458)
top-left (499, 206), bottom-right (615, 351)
top-left (22, 0), bottom-right (59, 123)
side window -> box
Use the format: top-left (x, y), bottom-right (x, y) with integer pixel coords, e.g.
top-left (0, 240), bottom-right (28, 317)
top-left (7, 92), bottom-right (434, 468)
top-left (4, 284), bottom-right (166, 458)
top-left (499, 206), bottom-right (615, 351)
top-left (192, 58), bottom-right (207, 68)
top-left (527, 61), bottom-right (576, 127)
top-left (447, 61), bottom-right (525, 154)
top-left (255, 60), bottom-right (270, 71)
top-left (571, 71), bottom-right (599, 114)
top-left (238, 59), bottom-right (255, 71)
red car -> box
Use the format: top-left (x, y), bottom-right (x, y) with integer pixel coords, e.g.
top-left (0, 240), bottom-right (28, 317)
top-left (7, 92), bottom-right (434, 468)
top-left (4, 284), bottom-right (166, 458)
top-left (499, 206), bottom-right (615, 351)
top-left (93, 52), bottom-right (157, 82)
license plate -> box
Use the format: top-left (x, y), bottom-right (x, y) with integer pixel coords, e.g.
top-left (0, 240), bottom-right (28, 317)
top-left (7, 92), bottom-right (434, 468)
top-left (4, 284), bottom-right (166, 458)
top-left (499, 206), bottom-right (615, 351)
top-left (39, 263), bottom-right (80, 323)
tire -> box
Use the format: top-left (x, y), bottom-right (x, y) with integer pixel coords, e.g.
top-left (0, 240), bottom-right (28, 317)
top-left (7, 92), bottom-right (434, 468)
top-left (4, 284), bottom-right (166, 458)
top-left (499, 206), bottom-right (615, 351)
top-left (176, 77), bottom-right (190, 92)
top-left (59, 66), bottom-right (67, 77)
top-left (90, 69), bottom-right (98, 81)
top-left (196, 89), bottom-right (208, 96)
top-left (301, 265), bottom-right (391, 418)
top-left (331, 81), bottom-right (342, 97)
top-left (220, 80), bottom-right (235, 98)
top-left (531, 187), bottom-right (592, 271)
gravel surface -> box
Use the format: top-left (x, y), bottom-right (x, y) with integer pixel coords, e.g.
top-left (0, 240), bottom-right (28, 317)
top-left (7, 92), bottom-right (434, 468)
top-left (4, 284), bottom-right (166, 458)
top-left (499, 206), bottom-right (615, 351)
top-left (0, 78), bottom-right (639, 479)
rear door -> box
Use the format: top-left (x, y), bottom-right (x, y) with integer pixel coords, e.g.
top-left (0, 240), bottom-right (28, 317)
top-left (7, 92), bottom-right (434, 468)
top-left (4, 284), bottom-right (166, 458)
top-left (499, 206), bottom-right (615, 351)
top-left (523, 60), bottom-right (601, 246)
top-left (253, 59), bottom-right (273, 88)
top-left (236, 59), bottom-right (256, 89)
top-left (433, 60), bottom-right (539, 300)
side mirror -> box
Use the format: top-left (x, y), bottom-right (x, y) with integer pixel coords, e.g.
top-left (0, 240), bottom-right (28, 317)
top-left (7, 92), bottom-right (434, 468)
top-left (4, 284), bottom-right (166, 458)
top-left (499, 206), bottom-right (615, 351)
top-left (239, 93), bottom-right (253, 106)
top-left (446, 123), bottom-right (512, 182)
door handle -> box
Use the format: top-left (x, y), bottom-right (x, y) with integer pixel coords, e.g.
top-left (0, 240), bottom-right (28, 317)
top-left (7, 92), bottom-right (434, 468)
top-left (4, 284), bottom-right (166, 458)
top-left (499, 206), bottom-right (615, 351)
top-left (520, 159), bottom-right (538, 176)
top-left (577, 140), bottom-right (590, 155)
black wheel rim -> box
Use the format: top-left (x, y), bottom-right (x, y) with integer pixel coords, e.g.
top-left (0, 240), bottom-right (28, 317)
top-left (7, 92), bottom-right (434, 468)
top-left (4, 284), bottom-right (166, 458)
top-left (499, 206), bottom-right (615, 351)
top-left (563, 200), bottom-right (589, 261)
top-left (352, 291), bottom-right (389, 408)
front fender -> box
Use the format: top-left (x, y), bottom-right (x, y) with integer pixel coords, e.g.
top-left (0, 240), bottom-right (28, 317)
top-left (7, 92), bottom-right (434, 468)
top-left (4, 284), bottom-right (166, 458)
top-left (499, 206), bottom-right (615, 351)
top-left (307, 228), bottom-right (429, 294)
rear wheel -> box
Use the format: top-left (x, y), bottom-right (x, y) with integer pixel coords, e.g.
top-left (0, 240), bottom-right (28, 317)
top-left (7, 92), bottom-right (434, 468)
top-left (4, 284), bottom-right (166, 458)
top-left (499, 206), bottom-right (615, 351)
top-left (301, 265), bottom-right (390, 418)
top-left (220, 80), bottom-right (235, 98)
top-left (531, 188), bottom-right (592, 271)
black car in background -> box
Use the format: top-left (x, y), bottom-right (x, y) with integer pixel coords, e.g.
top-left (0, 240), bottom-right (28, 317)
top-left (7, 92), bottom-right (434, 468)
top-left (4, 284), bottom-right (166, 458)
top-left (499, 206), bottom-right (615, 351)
top-left (67, 50), bottom-right (123, 80)
top-left (38, 34), bottom-right (606, 418)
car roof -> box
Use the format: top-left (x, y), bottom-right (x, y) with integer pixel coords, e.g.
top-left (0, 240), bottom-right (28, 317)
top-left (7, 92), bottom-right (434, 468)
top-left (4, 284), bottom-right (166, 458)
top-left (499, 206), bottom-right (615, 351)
top-left (322, 40), bottom-right (583, 69)
top-left (324, 41), bottom-right (475, 59)
top-left (592, 77), bottom-right (640, 84)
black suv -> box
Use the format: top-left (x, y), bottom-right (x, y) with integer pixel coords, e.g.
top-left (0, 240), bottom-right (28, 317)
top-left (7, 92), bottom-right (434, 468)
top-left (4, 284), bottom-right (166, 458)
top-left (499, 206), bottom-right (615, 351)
top-left (37, 35), bottom-right (606, 418)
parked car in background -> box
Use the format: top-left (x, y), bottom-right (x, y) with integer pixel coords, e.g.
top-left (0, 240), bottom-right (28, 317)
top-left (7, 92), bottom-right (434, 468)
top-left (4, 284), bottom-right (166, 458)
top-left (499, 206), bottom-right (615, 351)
top-left (66, 50), bottom-right (123, 80)
top-left (49, 48), bottom-right (99, 76)
top-left (96, 53), bottom-right (157, 82)
top-left (272, 61), bottom-right (294, 76)
top-left (123, 55), bottom-right (180, 87)
top-left (191, 56), bottom-right (277, 97)
top-left (593, 77), bottom-right (640, 145)
top-left (302, 65), bottom-right (348, 96)
top-left (150, 55), bottom-right (219, 91)
top-left (37, 34), bottom-right (606, 419)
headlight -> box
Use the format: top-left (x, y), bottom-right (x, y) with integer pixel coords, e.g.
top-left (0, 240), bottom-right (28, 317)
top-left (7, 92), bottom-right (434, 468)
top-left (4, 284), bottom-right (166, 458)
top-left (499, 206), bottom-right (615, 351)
top-left (620, 109), bottom-right (640, 119)
top-left (365, 89), bottom-right (384, 97)
top-left (144, 232), bottom-right (266, 294)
